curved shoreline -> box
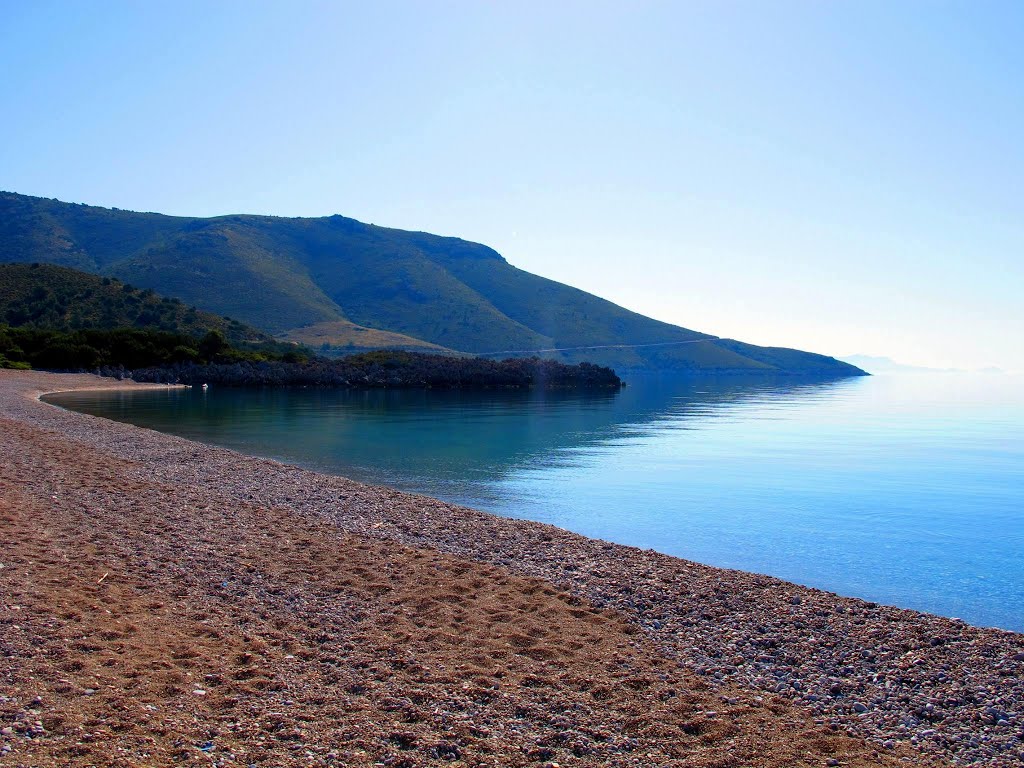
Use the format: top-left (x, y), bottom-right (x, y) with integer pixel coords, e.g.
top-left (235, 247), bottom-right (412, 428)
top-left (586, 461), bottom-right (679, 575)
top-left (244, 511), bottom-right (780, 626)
top-left (3, 371), bottom-right (1022, 766)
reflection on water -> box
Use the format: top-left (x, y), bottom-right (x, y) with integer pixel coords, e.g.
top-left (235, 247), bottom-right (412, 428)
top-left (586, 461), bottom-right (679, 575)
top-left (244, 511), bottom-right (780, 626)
top-left (49, 372), bottom-right (1024, 631)
top-left (48, 376), bottom-right (854, 493)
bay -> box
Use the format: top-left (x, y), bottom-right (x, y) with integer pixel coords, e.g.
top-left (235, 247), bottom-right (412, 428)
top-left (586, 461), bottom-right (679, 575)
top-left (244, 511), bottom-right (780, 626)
top-left (48, 371), bottom-right (1024, 631)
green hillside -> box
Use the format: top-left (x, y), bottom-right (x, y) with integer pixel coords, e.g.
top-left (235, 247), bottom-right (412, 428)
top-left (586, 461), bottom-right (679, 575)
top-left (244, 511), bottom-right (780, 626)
top-left (0, 263), bottom-right (267, 344)
top-left (0, 192), bottom-right (864, 376)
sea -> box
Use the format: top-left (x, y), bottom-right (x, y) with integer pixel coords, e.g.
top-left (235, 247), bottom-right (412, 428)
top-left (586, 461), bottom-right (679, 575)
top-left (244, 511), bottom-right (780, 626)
top-left (48, 371), bottom-right (1024, 632)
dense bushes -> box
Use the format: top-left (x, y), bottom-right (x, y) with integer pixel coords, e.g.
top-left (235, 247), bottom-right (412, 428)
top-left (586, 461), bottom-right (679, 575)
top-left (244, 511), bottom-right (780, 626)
top-left (0, 263), bottom-right (267, 344)
top-left (1, 327), bottom-right (620, 389)
top-left (131, 352), bottom-right (622, 389)
top-left (0, 326), bottom-right (304, 371)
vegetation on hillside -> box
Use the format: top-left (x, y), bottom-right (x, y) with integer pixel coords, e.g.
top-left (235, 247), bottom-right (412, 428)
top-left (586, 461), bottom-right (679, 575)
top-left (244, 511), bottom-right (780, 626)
top-left (131, 352), bottom-right (622, 389)
top-left (0, 261), bottom-right (619, 388)
top-left (0, 326), bottom-right (306, 372)
top-left (0, 263), bottom-right (267, 344)
top-left (0, 325), bottom-right (619, 389)
top-left (0, 191), bottom-right (865, 376)
top-left (0, 262), bottom-right (320, 372)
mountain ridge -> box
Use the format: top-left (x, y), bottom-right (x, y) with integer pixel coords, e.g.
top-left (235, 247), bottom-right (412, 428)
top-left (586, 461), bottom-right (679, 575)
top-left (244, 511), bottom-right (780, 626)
top-left (0, 191), bottom-right (864, 376)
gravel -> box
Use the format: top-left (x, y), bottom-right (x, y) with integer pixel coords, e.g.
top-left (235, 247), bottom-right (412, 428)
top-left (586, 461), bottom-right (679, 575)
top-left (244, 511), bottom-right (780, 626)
top-left (5, 371), bottom-right (1023, 766)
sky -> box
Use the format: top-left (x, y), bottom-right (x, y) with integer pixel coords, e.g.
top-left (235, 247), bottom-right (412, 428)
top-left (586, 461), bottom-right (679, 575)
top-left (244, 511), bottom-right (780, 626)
top-left (1, 0), bottom-right (1022, 371)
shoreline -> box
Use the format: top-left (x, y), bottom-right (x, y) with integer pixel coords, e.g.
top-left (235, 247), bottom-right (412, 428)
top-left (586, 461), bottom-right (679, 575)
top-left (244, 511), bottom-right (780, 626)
top-left (39, 377), bottom-right (1013, 635)
top-left (3, 371), bottom-right (1021, 766)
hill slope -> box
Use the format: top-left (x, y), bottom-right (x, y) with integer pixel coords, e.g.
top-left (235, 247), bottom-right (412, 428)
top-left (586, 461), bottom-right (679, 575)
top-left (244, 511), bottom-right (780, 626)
top-left (0, 263), bottom-right (267, 344)
top-left (0, 192), bottom-right (864, 375)
top-left (276, 320), bottom-right (455, 354)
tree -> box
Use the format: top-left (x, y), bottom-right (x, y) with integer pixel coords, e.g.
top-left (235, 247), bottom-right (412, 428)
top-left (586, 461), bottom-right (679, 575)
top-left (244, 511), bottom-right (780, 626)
top-left (198, 330), bottom-right (228, 361)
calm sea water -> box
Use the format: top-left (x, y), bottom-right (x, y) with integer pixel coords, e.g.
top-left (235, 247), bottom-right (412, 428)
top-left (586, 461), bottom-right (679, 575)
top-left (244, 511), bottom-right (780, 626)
top-left (49, 372), bottom-right (1024, 631)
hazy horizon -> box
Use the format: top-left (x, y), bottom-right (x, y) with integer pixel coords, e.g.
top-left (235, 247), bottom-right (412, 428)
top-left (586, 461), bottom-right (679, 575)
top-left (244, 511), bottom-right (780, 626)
top-left (2, 1), bottom-right (1021, 371)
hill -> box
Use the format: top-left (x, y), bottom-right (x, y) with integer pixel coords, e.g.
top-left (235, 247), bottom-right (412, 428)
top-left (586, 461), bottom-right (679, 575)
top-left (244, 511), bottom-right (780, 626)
top-left (0, 263), bottom-right (320, 371)
top-left (0, 192), bottom-right (864, 376)
top-left (0, 262), bottom-right (267, 344)
top-left (0, 263), bottom-right (621, 389)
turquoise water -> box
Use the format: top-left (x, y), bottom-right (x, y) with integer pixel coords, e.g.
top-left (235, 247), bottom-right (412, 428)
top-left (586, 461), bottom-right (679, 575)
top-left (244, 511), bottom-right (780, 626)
top-left (50, 372), bottom-right (1024, 631)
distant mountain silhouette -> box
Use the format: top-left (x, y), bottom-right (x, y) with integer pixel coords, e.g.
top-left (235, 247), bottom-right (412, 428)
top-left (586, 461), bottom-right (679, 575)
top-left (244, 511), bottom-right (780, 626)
top-left (840, 355), bottom-right (959, 374)
top-left (0, 192), bottom-right (864, 375)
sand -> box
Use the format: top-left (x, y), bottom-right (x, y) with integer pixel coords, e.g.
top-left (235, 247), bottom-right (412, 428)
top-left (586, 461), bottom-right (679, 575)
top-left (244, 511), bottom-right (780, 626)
top-left (1, 371), bottom-right (1020, 767)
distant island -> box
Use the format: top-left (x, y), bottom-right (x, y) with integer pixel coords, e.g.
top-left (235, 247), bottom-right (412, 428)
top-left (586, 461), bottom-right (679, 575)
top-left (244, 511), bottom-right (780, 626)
top-left (839, 355), bottom-right (954, 374)
top-left (840, 354), bottom-right (1005, 375)
top-left (0, 191), bottom-right (864, 377)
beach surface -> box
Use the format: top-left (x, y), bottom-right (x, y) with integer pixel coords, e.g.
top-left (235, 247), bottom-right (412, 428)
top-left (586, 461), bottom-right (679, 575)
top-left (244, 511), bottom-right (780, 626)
top-left (1, 372), bottom-right (1020, 767)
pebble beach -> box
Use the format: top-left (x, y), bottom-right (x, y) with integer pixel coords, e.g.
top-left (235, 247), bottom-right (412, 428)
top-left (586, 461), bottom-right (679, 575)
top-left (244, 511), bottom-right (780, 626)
top-left (1, 371), bottom-right (1021, 767)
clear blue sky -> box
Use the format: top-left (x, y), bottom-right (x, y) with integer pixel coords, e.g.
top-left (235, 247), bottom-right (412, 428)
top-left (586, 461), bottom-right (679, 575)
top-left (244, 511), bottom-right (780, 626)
top-left (2, 0), bottom-right (1021, 370)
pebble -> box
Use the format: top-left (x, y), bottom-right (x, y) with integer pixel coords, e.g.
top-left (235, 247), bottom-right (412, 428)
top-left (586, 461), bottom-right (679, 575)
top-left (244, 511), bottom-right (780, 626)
top-left (6, 372), bottom-right (1024, 768)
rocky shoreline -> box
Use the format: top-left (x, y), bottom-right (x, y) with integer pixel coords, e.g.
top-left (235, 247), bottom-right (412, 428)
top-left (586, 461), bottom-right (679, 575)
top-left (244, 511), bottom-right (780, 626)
top-left (2, 371), bottom-right (1021, 766)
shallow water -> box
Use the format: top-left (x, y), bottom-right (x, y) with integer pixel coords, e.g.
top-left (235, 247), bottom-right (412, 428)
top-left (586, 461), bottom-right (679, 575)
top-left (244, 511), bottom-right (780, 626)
top-left (50, 372), bottom-right (1024, 631)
